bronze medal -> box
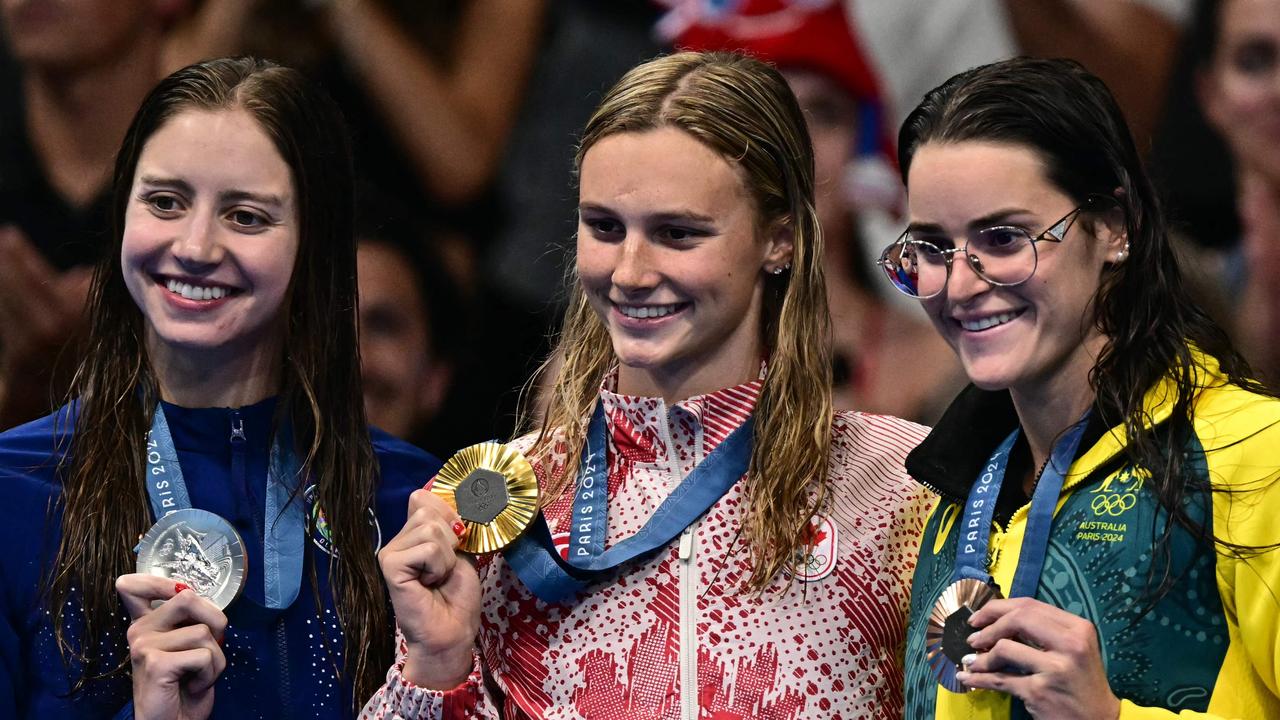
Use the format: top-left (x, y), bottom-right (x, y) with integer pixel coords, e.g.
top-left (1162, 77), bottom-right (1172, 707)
top-left (925, 577), bottom-right (1002, 693)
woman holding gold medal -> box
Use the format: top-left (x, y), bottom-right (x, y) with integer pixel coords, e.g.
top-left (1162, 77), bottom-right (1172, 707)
top-left (883, 58), bottom-right (1280, 718)
top-left (362, 51), bottom-right (933, 719)
top-left (0, 58), bottom-right (440, 718)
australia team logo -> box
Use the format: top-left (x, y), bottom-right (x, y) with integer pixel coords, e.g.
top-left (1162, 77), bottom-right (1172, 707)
top-left (1089, 466), bottom-right (1146, 518)
top-left (304, 484), bottom-right (382, 557)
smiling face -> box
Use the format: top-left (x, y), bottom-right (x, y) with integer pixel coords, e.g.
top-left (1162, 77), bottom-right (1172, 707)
top-left (576, 127), bottom-right (792, 398)
top-left (1201, 0), bottom-right (1280, 183)
top-left (121, 107), bottom-right (298, 369)
top-left (906, 141), bottom-right (1123, 395)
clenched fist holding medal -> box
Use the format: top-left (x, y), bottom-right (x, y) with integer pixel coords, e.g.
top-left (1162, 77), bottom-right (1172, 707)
top-left (378, 442), bottom-right (539, 689)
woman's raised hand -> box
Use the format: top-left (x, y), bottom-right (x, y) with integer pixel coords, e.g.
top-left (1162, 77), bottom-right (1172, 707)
top-left (116, 573), bottom-right (228, 720)
top-left (378, 485), bottom-right (482, 689)
top-left (955, 597), bottom-right (1121, 720)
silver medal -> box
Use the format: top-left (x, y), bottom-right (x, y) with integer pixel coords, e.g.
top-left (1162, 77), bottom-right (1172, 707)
top-left (136, 508), bottom-right (247, 610)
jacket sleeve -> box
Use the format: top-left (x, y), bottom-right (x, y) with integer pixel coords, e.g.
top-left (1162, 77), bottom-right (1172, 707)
top-left (1116, 403), bottom-right (1280, 719)
top-left (359, 628), bottom-right (498, 720)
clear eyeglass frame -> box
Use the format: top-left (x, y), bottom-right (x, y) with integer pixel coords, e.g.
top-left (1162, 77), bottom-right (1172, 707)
top-left (877, 196), bottom-right (1111, 299)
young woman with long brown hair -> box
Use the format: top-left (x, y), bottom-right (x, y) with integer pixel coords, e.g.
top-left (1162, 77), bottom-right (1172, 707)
top-left (0, 57), bottom-right (439, 719)
top-left (886, 57), bottom-right (1280, 719)
top-left (361, 51), bottom-right (932, 719)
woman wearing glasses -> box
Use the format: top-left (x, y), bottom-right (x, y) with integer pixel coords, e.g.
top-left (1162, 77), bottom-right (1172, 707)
top-left (881, 57), bottom-right (1280, 719)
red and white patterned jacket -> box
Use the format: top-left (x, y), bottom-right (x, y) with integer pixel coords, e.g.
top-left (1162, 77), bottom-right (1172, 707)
top-left (363, 378), bottom-right (932, 719)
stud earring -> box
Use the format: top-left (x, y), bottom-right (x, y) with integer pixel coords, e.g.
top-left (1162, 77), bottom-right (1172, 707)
top-left (1115, 242), bottom-right (1130, 262)
top-left (772, 266), bottom-right (784, 275)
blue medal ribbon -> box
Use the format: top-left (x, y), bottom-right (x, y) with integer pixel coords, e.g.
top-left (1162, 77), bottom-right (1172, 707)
top-left (145, 404), bottom-right (305, 610)
top-left (952, 412), bottom-right (1090, 595)
top-left (506, 403), bottom-right (753, 603)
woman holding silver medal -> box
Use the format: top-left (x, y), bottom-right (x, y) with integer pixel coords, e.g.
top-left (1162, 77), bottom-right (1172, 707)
top-left (0, 58), bottom-right (441, 718)
top-left (883, 57), bottom-right (1280, 718)
top-left (361, 51), bottom-right (933, 718)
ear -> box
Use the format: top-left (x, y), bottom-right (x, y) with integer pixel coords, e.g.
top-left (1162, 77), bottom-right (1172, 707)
top-left (1096, 193), bottom-right (1129, 264)
top-left (762, 219), bottom-right (795, 274)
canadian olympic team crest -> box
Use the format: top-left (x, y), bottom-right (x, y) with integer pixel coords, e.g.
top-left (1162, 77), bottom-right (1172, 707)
top-left (793, 515), bottom-right (839, 582)
top-left (304, 485), bottom-right (382, 557)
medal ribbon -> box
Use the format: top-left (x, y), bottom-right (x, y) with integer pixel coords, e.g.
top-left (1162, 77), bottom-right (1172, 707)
top-left (145, 405), bottom-right (305, 609)
top-left (506, 403), bottom-right (753, 603)
top-left (952, 412), bottom-right (1090, 596)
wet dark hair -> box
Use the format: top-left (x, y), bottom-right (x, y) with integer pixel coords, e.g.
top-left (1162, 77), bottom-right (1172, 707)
top-left (50, 57), bottom-right (391, 707)
top-left (899, 56), bottom-right (1272, 602)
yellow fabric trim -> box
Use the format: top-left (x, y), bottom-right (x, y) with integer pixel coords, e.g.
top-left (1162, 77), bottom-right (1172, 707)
top-left (929, 354), bottom-right (1280, 720)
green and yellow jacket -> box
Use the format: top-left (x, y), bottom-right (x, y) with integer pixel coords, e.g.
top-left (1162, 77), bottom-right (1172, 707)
top-left (904, 355), bottom-right (1280, 719)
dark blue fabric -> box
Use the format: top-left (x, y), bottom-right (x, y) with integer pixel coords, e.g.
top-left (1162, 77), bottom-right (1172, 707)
top-left (0, 399), bottom-right (442, 719)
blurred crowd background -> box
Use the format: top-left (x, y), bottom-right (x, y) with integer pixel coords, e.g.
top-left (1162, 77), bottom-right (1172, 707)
top-left (0, 0), bottom-right (1273, 455)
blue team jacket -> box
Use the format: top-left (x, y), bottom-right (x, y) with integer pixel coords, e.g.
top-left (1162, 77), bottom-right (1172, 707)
top-left (0, 397), bottom-right (442, 719)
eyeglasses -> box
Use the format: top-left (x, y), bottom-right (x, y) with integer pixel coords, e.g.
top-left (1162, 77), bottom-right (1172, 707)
top-left (877, 197), bottom-right (1109, 299)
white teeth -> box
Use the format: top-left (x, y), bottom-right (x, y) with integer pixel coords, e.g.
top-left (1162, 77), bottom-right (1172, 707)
top-left (960, 311), bottom-right (1021, 332)
top-left (618, 303), bottom-right (681, 319)
top-left (165, 278), bottom-right (228, 301)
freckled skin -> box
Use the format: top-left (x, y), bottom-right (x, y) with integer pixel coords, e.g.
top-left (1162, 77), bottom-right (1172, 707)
top-left (576, 127), bottom-right (791, 398)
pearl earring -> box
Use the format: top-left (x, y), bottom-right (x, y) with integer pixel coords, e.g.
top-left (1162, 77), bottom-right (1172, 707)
top-left (1116, 242), bottom-right (1130, 262)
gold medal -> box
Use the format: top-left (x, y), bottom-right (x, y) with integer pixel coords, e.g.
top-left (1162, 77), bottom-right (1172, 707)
top-left (925, 578), bottom-right (1002, 693)
top-left (431, 442), bottom-right (540, 554)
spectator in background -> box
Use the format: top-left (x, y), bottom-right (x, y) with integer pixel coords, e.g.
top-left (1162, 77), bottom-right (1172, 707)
top-left (674, 0), bottom-right (961, 422)
top-left (0, 0), bottom-right (186, 429)
top-left (181, 0), bottom-right (546, 285)
top-left (356, 209), bottom-right (457, 456)
top-left (1197, 0), bottom-right (1280, 382)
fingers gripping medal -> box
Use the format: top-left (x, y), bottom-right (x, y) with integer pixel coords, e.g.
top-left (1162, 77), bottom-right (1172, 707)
top-left (136, 508), bottom-right (247, 610)
top-left (431, 442), bottom-right (539, 554)
top-left (926, 578), bottom-right (1001, 692)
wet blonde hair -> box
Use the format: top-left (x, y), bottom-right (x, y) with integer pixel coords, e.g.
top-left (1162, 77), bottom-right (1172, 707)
top-left (528, 51), bottom-right (833, 592)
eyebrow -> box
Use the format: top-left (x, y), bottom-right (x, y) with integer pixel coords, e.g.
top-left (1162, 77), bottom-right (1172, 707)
top-left (578, 203), bottom-right (717, 225)
top-left (138, 175), bottom-right (286, 208)
top-left (907, 207), bottom-right (1038, 234)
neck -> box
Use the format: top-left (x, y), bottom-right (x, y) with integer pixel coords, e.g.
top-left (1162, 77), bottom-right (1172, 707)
top-left (149, 334), bottom-right (283, 409)
top-left (1009, 334), bottom-right (1105, 493)
top-left (23, 36), bottom-right (162, 206)
top-left (616, 351), bottom-right (761, 406)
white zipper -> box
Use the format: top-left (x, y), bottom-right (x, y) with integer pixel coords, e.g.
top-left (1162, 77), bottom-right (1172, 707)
top-left (679, 524), bottom-right (699, 720)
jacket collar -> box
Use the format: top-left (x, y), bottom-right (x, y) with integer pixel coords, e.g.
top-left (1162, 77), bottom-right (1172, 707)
top-left (907, 350), bottom-right (1224, 503)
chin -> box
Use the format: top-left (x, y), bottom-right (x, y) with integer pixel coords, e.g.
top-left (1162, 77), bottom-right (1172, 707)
top-left (149, 323), bottom-right (243, 353)
top-left (959, 357), bottom-right (1022, 392)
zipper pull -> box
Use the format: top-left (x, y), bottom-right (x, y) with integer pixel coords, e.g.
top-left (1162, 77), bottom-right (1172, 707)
top-left (679, 528), bottom-right (694, 561)
top-left (230, 413), bottom-right (246, 445)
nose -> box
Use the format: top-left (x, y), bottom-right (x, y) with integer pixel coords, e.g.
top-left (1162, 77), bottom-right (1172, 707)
top-left (611, 233), bottom-right (660, 293)
top-left (171, 212), bottom-right (223, 270)
top-left (944, 248), bottom-right (992, 302)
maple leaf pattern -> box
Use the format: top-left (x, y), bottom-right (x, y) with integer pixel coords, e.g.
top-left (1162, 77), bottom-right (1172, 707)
top-left (799, 519), bottom-right (827, 549)
top-left (572, 620), bottom-right (678, 718)
top-left (699, 644), bottom-right (805, 719)
top-left (358, 390), bottom-right (930, 720)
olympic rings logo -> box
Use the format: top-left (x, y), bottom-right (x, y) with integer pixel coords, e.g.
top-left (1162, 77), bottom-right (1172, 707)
top-left (1090, 493), bottom-right (1136, 517)
top-left (800, 552), bottom-right (828, 573)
